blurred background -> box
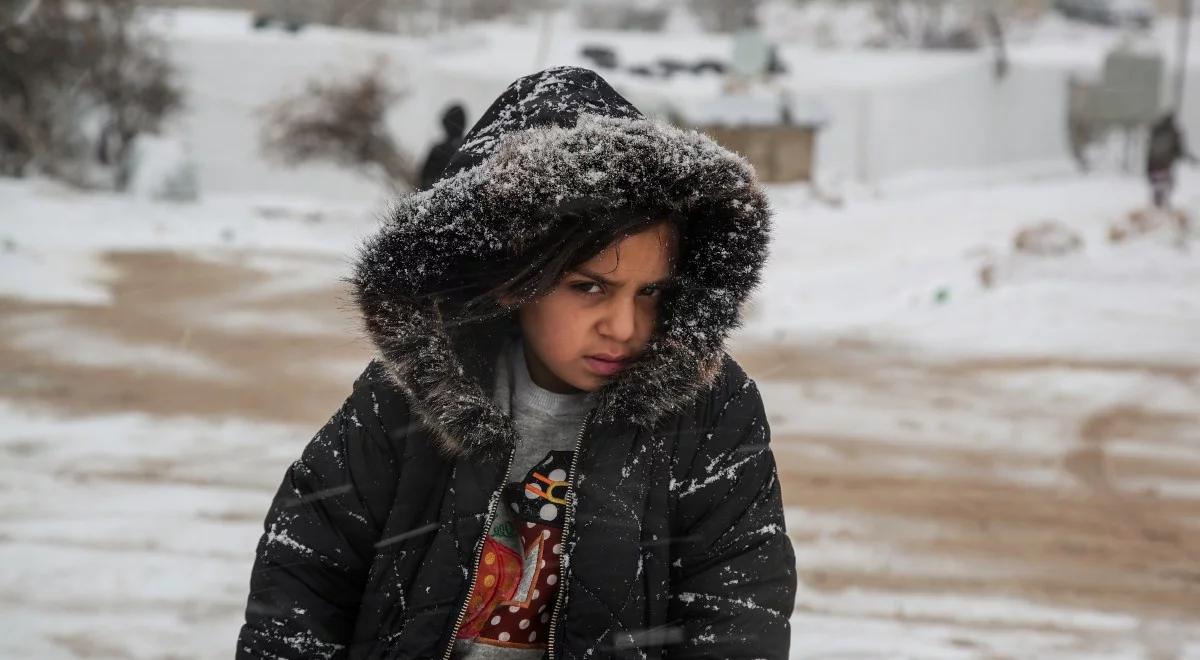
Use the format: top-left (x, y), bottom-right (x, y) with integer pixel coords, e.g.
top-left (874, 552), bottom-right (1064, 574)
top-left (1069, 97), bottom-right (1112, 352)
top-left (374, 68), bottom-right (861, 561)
top-left (1, 0), bottom-right (1198, 657)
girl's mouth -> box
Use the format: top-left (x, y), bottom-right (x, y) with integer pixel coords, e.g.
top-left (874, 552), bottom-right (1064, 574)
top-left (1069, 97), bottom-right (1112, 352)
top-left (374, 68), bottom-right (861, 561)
top-left (583, 355), bottom-right (630, 376)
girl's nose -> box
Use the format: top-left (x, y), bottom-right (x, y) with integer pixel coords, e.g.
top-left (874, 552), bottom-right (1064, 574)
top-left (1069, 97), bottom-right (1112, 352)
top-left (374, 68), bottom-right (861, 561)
top-left (598, 297), bottom-right (637, 342)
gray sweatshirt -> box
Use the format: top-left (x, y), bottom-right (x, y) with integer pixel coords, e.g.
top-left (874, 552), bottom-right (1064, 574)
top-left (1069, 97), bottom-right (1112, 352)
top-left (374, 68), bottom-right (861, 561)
top-left (453, 337), bottom-right (595, 660)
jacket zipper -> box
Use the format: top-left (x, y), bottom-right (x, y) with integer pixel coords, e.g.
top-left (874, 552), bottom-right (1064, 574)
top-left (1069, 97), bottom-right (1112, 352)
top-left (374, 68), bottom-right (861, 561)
top-left (546, 410), bottom-right (593, 660)
top-left (440, 445), bottom-right (517, 660)
top-left (440, 410), bottom-right (593, 660)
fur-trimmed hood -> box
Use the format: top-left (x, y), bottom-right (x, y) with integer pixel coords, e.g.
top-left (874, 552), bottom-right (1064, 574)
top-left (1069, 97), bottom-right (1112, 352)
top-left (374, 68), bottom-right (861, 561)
top-left (351, 66), bottom-right (771, 459)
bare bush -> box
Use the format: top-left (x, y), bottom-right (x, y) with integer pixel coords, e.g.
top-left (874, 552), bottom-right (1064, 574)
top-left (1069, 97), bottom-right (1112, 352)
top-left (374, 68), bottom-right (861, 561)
top-left (576, 0), bottom-right (670, 31)
top-left (0, 0), bottom-right (183, 188)
top-left (688, 0), bottom-right (761, 32)
top-left (870, 0), bottom-right (982, 49)
top-left (260, 65), bottom-right (415, 190)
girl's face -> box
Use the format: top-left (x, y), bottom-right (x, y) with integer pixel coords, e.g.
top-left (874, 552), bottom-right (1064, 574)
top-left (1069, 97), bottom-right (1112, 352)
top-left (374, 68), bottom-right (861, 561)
top-left (518, 222), bottom-right (677, 394)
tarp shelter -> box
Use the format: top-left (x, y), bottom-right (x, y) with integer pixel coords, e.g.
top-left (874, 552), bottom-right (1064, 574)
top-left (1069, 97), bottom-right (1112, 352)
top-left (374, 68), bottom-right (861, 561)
top-left (668, 92), bottom-right (828, 183)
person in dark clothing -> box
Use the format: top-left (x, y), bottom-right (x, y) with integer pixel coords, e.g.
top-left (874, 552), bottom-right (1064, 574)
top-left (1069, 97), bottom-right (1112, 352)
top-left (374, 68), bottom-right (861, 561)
top-left (237, 67), bottom-right (796, 660)
top-left (419, 103), bottom-right (468, 191)
top-left (1147, 112), bottom-right (1198, 209)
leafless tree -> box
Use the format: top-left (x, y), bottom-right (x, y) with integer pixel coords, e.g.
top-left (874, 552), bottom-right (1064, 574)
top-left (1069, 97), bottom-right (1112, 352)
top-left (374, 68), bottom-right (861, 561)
top-left (689, 0), bottom-right (761, 32)
top-left (0, 0), bottom-right (183, 188)
top-left (260, 64), bottom-right (416, 191)
top-left (872, 0), bottom-right (981, 49)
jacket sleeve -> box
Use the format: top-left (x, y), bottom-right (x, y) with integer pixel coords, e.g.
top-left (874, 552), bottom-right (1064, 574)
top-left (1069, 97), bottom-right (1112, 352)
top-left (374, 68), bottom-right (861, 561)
top-left (237, 361), bottom-right (405, 659)
top-left (666, 366), bottom-right (797, 660)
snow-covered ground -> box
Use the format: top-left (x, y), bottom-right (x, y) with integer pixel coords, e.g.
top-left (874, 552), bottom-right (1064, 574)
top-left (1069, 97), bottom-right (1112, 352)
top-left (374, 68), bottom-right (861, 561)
top-left (3, 165), bottom-right (1197, 657)
top-left (752, 172), bottom-right (1200, 363)
top-left (3, 4), bottom-right (1200, 658)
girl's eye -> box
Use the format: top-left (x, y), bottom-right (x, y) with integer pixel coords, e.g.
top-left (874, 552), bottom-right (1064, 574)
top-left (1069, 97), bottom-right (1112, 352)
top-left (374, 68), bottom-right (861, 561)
top-left (570, 281), bottom-right (603, 295)
top-left (568, 281), bottom-right (664, 297)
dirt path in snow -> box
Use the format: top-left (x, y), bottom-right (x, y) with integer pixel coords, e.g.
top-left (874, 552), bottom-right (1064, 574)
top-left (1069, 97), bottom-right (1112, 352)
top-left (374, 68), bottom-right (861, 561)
top-left (737, 343), bottom-right (1200, 655)
top-left (2, 248), bottom-right (1199, 657)
top-left (0, 249), bottom-right (374, 425)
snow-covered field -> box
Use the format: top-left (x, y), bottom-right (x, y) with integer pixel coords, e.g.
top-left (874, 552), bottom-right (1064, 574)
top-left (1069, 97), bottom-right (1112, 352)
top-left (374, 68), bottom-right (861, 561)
top-left (142, 3), bottom-right (1200, 197)
top-left (2, 4), bottom-right (1200, 658)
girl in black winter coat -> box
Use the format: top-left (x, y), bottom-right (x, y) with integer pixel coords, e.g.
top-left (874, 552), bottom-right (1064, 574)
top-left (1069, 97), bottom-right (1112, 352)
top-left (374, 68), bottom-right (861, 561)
top-left (237, 67), bottom-right (797, 660)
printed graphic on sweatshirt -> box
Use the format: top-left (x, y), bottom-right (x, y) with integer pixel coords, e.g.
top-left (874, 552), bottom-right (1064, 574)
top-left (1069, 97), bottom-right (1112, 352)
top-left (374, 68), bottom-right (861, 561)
top-left (457, 450), bottom-right (572, 649)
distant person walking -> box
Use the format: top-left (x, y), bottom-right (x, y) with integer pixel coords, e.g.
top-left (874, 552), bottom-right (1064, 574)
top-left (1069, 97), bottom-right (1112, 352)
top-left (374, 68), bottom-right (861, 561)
top-left (1146, 112), bottom-right (1198, 209)
top-left (419, 103), bottom-right (467, 191)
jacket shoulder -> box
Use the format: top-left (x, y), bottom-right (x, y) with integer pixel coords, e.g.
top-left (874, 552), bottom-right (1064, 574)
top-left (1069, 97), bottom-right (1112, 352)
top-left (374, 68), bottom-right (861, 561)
top-left (697, 353), bottom-right (760, 424)
top-left (664, 353), bottom-right (766, 463)
top-left (713, 353), bottom-right (752, 395)
top-left (347, 359), bottom-right (417, 452)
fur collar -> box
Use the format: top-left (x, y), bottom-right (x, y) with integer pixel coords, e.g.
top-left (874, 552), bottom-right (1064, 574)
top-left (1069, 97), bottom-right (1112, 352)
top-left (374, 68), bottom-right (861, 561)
top-left (351, 67), bottom-right (771, 459)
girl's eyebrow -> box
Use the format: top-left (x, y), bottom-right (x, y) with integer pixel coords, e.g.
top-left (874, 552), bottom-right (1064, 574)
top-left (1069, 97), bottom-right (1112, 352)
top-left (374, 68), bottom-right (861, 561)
top-left (571, 267), bottom-right (675, 288)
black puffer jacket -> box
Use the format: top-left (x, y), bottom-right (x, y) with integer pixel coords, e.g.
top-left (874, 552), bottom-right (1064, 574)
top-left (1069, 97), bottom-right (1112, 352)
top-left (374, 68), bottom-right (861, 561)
top-left (237, 67), bottom-right (796, 660)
